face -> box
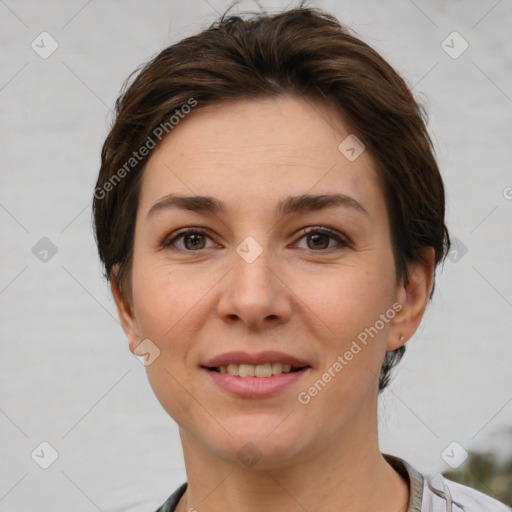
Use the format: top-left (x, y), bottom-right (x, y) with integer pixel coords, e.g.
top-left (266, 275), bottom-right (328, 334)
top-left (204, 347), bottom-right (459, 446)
top-left (113, 96), bottom-right (432, 470)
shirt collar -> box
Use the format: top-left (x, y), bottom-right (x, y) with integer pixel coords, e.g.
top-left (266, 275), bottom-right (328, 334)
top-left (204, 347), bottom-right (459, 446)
top-left (383, 453), bottom-right (424, 512)
top-left (158, 454), bottom-right (426, 512)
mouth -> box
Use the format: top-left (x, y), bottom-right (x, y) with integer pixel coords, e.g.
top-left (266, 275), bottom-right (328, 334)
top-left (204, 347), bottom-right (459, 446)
top-left (200, 351), bottom-right (311, 397)
top-left (204, 363), bottom-right (309, 378)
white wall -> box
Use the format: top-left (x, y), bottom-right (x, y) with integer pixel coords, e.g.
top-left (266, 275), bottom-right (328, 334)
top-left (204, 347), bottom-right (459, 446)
top-left (1, 0), bottom-right (511, 510)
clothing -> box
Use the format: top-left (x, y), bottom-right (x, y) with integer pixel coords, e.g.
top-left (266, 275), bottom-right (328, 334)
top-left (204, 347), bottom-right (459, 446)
top-left (155, 453), bottom-right (511, 512)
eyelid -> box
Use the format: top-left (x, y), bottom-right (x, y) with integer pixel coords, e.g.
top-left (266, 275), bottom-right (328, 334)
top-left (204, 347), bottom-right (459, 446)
top-left (157, 227), bottom-right (216, 251)
top-left (294, 226), bottom-right (352, 250)
top-left (158, 225), bottom-right (352, 252)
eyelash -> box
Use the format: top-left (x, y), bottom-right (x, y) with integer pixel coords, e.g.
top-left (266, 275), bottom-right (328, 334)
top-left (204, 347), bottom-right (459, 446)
top-left (159, 226), bottom-right (351, 253)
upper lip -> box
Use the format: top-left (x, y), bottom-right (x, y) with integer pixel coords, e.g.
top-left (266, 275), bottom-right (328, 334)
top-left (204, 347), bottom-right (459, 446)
top-left (202, 351), bottom-right (311, 368)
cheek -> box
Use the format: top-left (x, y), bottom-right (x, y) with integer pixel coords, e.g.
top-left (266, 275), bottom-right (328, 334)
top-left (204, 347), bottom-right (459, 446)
top-left (294, 258), bottom-right (396, 393)
top-left (129, 263), bottom-right (201, 420)
top-left (294, 271), bottom-right (395, 421)
top-left (297, 263), bottom-right (393, 340)
top-left (130, 260), bottom-right (194, 356)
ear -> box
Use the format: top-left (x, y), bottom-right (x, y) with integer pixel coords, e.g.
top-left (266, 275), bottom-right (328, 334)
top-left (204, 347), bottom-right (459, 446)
top-left (387, 247), bottom-right (435, 351)
top-left (110, 265), bottom-right (144, 356)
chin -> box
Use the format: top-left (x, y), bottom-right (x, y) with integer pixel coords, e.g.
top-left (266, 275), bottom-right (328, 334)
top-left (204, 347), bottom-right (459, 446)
top-left (205, 415), bottom-right (310, 469)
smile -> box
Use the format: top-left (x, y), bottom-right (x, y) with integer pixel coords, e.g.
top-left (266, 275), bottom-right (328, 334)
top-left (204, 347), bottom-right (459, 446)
top-left (201, 351), bottom-right (311, 398)
top-left (211, 362), bottom-right (304, 378)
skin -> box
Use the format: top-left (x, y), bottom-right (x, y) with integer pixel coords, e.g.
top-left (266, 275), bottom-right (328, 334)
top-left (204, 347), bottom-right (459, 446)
top-left (112, 96), bottom-right (435, 512)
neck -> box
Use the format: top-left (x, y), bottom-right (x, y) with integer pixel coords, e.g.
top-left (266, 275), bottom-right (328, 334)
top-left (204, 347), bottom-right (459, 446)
top-left (176, 400), bottom-right (409, 512)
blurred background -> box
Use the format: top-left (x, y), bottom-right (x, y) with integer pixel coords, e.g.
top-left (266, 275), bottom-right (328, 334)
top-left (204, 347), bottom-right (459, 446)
top-left (1, 0), bottom-right (511, 510)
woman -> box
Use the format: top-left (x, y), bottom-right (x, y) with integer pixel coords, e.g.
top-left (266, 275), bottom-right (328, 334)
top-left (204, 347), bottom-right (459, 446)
top-left (92, 7), bottom-right (511, 512)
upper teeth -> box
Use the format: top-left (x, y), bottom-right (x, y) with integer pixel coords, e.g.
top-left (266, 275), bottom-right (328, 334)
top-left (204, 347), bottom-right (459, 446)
top-left (218, 363), bottom-right (293, 377)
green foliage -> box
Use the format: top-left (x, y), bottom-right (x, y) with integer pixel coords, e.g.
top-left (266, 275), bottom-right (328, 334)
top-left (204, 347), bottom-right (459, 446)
top-left (443, 450), bottom-right (512, 507)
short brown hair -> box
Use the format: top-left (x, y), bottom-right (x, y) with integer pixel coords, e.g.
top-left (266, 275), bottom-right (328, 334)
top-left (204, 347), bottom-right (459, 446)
top-left (93, 6), bottom-right (450, 391)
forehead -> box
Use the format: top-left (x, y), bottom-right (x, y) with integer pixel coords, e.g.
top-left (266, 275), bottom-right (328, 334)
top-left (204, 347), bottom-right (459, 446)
top-left (138, 96), bottom-right (383, 217)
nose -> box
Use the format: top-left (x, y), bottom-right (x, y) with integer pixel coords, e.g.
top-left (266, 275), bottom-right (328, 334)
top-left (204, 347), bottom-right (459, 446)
top-left (216, 241), bottom-right (292, 331)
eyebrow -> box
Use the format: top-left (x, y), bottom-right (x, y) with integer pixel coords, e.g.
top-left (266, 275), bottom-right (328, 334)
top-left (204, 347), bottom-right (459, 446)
top-left (146, 192), bottom-right (369, 219)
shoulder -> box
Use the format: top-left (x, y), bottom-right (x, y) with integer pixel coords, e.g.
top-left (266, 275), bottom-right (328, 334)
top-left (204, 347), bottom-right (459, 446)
top-left (383, 454), bottom-right (511, 512)
top-left (423, 473), bottom-right (512, 512)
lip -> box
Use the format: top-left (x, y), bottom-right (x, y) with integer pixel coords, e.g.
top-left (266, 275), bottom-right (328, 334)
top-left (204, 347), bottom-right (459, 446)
top-left (201, 366), bottom-right (310, 398)
top-left (201, 351), bottom-right (311, 399)
top-left (202, 350), bottom-right (310, 368)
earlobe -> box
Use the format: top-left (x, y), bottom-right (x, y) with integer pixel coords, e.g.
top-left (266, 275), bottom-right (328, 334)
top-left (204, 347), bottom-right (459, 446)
top-left (110, 266), bottom-right (141, 355)
top-left (387, 248), bottom-right (435, 351)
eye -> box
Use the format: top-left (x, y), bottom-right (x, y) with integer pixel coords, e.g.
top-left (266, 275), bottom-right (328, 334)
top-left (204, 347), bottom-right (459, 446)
top-left (294, 227), bottom-right (350, 251)
top-left (161, 228), bottom-right (217, 251)
top-left (159, 226), bottom-right (350, 253)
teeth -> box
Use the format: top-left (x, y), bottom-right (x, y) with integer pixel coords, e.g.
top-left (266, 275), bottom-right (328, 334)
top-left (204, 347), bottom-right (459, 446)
top-left (227, 363), bottom-right (239, 376)
top-left (255, 363), bottom-right (272, 378)
top-left (271, 362), bottom-right (283, 374)
top-left (216, 363), bottom-right (298, 377)
top-left (239, 364), bottom-right (255, 377)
